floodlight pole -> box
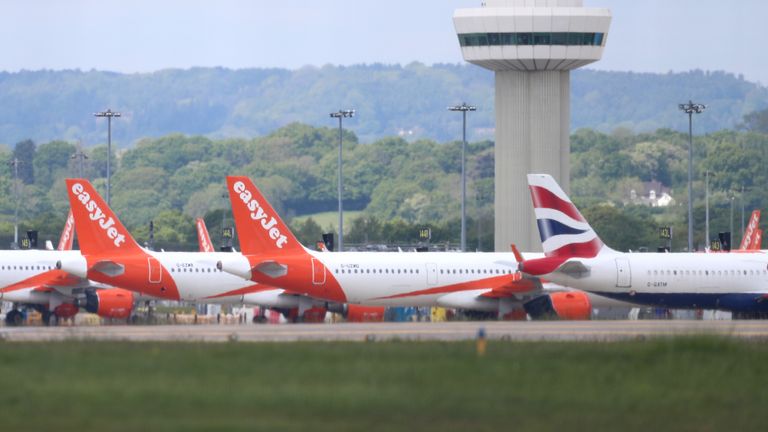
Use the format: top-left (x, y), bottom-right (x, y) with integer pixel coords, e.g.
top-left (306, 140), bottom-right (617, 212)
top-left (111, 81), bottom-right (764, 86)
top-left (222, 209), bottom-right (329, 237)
top-left (678, 100), bottom-right (706, 251)
top-left (94, 109), bottom-right (121, 205)
top-left (448, 103), bottom-right (476, 252)
top-left (71, 148), bottom-right (89, 178)
top-left (8, 158), bottom-right (21, 247)
top-left (329, 109), bottom-right (355, 251)
top-left (704, 170), bottom-right (713, 246)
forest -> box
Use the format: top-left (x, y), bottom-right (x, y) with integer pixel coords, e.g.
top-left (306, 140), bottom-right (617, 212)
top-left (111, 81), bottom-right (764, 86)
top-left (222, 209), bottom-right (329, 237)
top-left (0, 65), bottom-right (766, 146)
top-left (3, 104), bottom-right (768, 252)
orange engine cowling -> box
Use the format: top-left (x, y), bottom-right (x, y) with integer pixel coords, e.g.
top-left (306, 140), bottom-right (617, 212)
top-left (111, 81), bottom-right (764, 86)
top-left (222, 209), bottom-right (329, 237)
top-left (53, 302), bottom-right (79, 319)
top-left (524, 291), bottom-right (592, 320)
top-left (346, 305), bottom-right (385, 323)
top-left (85, 289), bottom-right (135, 319)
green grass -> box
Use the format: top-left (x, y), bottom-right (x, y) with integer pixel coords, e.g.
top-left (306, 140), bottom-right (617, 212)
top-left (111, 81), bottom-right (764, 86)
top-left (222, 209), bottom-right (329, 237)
top-left (1, 338), bottom-right (767, 431)
top-left (292, 210), bottom-right (363, 231)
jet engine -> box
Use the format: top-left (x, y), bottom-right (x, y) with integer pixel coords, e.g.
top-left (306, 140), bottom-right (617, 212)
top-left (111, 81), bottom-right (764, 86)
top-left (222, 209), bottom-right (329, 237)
top-left (327, 304), bottom-right (385, 322)
top-left (524, 291), bottom-right (591, 320)
top-left (53, 303), bottom-right (79, 319)
top-left (85, 288), bottom-right (135, 319)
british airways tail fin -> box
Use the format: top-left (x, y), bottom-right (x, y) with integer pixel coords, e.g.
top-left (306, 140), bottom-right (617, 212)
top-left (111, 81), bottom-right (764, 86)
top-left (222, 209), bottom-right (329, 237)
top-left (527, 174), bottom-right (609, 258)
top-left (195, 218), bottom-right (215, 253)
top-left (226, 176), bottom-right (305, 255)
top-left (65, 179), bottom-right (142, 255)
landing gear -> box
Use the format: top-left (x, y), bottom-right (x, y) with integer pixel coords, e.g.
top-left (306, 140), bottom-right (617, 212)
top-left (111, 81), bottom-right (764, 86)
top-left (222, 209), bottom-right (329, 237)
top-left (41, 309), bottom-right (52, 326)
top-left (5, 309), bottom-right (23, 326)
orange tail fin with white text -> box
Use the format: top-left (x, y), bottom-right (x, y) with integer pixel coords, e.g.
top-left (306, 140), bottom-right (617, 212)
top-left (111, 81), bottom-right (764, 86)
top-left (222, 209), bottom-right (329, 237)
top-left (739, 210), bottom-right (761, 251)
top-left (196, 218), bottom-right (215, 253)
top-left (56, 210), bottom-right (76, 251)
top-left (65, 179), bottom-right (142, 255)
top-left (225, 176), bottom-right (305, 255)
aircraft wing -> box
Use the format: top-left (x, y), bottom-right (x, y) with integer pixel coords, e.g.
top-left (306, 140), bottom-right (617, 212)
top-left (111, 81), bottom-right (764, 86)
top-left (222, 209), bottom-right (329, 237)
top-left (0, 269), bottom-right (89, 296)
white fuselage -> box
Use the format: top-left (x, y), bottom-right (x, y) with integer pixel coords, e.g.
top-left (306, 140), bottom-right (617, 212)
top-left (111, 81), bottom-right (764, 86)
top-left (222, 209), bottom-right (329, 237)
top-left (547, 251), bottom-right (768, 312)
top-left (304, 250), bottom-right (540, 307)
top-left (0, 250), bottom-right (84, 304)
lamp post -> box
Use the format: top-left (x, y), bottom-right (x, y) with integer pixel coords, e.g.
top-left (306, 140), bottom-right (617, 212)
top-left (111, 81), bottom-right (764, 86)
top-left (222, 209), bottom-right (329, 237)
top-left (71, 148), bottom-right (89, 178)
top-left (704, 170), bottom-right (714, 247)
top-left (329, 109), bottom-right (355, 252)
top-left (730, 194), bottom-right (735, 249)
top-left (678, 100), bottom-right (706, 251)
top-left (93, 109), bottom-right (121, 205)
top-left (448, 102), bottom-right (476, 252)
top-left (8, 158), bottom-right (21, 247)
top-left (740, 184), bottom-right (745, 246)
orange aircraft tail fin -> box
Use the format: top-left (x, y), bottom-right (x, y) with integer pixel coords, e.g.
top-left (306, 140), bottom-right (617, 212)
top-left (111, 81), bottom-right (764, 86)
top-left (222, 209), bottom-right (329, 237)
top-left (226, 176), bottom-right (305, 255)
top-left (196, 218), bottom-right (215, 253)
top-left (739, 210), bottom-right (761, 251)
top-left (56, 210), bottom-right (76, 251)
top-left (65, 179), bottom-right (142, 255)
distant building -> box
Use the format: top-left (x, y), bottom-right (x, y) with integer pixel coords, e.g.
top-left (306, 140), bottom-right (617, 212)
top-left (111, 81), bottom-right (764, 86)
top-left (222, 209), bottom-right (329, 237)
top-left (629, 181), bottom-right (675, 207)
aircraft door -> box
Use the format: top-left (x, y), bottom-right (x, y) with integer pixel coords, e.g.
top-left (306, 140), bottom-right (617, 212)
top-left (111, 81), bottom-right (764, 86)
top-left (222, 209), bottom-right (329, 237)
top-left (615, 258), bottom-right (631, 288)
top-left (311, 258), bottom-right (326, 285)
top-left (426, 263), bottom-right (438, 285)
top-left (148, 257), bottom-right (162, 284)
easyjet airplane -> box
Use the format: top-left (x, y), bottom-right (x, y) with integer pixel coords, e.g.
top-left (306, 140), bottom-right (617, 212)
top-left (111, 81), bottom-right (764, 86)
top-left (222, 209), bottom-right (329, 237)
top-left (216, 176), bottom-right (593, 319)
top-left (1, 211), bottom-right (139, 325)
top-left (196, 216), bottom-right (341, 321)
top-left (60, 179), bottom-right (298, 306)
top-left (519, 174), bottom-right (768, 316)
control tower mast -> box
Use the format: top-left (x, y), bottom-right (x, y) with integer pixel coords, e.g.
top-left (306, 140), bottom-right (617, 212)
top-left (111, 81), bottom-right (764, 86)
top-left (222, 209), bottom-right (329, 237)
top-left (453, 0), bottom-right (611, 251)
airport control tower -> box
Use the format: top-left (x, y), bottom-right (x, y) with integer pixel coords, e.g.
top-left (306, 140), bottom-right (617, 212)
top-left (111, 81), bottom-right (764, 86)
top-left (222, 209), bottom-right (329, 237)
top-left (453, 0), bottom-right (611, 251)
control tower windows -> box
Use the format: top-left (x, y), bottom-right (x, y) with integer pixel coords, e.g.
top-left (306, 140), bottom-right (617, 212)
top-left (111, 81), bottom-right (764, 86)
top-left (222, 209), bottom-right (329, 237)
top-left (458, 32), bottom-right (605, 47)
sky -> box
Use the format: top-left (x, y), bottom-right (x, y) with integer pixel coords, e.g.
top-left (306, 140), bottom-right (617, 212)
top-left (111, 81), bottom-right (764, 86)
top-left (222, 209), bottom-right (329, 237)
top-left (1, 0), bottom-right (767, 84)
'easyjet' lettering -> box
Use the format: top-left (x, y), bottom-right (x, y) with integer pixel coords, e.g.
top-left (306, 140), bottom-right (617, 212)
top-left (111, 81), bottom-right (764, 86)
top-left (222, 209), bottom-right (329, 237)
top-left (71, 183), bottom-right (126, 248)
top-left (233, 181), bottom-right (288, 248)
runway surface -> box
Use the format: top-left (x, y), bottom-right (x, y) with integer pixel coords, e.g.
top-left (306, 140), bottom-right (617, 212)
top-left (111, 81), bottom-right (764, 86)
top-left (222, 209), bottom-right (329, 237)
top-left (2, 320), bottom-right (768, 342)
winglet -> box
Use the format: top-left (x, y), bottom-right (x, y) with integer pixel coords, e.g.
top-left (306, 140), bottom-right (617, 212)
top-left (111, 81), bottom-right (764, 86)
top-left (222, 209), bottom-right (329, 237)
top-left (510, 243), bottom-right (523, 262)
top-left (196, 218), bottom-right (215, 253)
top-left (56, 210), bottom-right (76, 251)
top-left (65, 179), bottom-right (142, 255)
top-left (226, 176), bottom-right (304, 255)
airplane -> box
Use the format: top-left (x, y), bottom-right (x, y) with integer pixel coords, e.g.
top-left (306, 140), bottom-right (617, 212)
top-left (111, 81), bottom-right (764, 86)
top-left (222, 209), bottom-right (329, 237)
top-left (518, 173), bottom-right (768, 317)
top-left (1, 211), bottom-right (140, 325)
top-left (61, 179), bottom-right (362, 322)
top-left (216, 175), bottom-right (594, 320)
top-left (196, 214), bottom-right (381, 322)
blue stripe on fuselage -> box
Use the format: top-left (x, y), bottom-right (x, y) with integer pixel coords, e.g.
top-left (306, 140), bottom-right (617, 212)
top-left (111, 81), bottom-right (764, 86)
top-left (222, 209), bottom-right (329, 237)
top-left (592, 291), bottom-right (768, 313)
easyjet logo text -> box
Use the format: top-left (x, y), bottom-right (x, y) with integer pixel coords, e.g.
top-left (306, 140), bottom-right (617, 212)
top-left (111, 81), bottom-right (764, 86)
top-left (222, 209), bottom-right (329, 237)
top-left (58, 212), bottom-right (75, 251)
top-left (71, 183), bottom-right (126, 247)
top-left (197, 220), bottom-right (212, 252)
top-left (233, 181), bottom-right (288, 249)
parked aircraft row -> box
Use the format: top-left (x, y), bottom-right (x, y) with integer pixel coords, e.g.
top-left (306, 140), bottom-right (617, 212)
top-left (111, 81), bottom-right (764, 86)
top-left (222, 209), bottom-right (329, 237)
top-left (1, 174), bottom-right (765, 326)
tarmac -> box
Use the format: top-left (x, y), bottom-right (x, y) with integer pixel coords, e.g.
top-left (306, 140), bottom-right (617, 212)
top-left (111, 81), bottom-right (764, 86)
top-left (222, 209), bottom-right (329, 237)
top-left (2, 320), bottom-right (768, 342)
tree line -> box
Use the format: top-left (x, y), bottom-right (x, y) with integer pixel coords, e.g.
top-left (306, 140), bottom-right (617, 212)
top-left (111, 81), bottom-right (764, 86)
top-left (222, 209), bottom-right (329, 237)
top-left (2, 107), bottom-right (768, 252)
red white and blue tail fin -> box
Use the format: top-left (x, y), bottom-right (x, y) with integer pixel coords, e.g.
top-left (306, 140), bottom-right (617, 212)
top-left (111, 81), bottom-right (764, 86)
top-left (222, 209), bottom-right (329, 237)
top-left (527, 174), bottom-right (609, 258)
